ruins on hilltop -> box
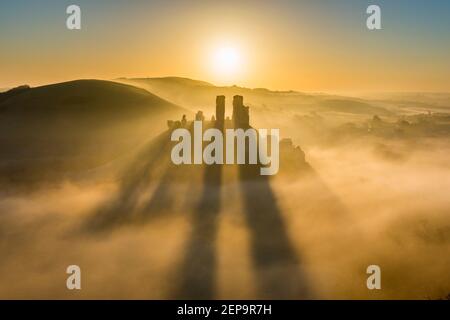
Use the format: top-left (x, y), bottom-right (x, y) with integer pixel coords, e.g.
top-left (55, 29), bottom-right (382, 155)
top-left (167, 95), bottom-right (307, 173)
top-left (167, 95), bottom-right (250, 130)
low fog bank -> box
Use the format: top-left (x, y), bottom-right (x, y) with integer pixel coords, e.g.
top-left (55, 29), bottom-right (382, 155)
top-left (2, 78), bottom-right (448, 298)
top-left (0, 134), bottom-right (449, 299)
top-left (274, 137), bottom-right (450, 299)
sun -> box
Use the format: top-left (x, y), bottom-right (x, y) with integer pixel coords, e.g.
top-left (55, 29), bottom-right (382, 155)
top-left (211, 46), bottom-right (242, 81)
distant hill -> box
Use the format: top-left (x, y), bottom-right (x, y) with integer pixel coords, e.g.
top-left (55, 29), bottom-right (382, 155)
top-left (355, 92), bottom-right (450, 114)
top-left (115, 77), bottom-right (394, 137)
top-left (116, 77), bottom-right (312, 109)
top-left (0, 80), bottom-right (186, 186)
top-left (116, 77), bottom-right (393, 117)
top-left (319, 99), bottom-right (392, 115)
top-left (117, 76), bottom-right (214, 88)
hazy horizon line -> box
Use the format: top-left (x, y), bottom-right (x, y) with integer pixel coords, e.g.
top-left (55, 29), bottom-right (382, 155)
top-left (2, 76), bottom-right (450, 96)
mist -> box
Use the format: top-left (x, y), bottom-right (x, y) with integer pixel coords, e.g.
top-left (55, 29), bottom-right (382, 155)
top-left (0, 134), bottom-right (448, 299)
top-left (0, 79), bottom-right (449, 299)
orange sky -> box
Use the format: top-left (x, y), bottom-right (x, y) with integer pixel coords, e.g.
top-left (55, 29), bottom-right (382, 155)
top-left (1, 1), bottom-right (449, 92)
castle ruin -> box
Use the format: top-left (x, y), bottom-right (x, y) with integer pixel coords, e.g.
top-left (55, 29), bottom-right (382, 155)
top-left (167, 95), bottom-right (307, 173)
top-left (168, 95), bottom-right (250, 130)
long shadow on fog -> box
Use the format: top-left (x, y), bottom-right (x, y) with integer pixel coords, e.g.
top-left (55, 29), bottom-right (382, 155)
top-left (284, 163), bottom-right (351, 221)
top-left (172, 162), bottom-right (222, 299)
top-left (84, 131), bottom-right (175, 232)
top-left (238, 163), bottom-right (313, 299)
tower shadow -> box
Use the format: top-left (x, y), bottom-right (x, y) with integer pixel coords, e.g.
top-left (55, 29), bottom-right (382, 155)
top-left (172, 121), bottom-right (224, 299)
top-left (238, 163), bottom-right (312, 299)
top-left (139, 161), bottom-right (204, 223)
top-left (84, 131), bottom-right (173, 232)
top-left (139, 167), bottom-right (175, 219)
top-left (172, 162), bottom-right (222, 299)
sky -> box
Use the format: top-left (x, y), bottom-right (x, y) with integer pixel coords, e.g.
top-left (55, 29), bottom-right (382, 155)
top-left (0, 0), bottom-right (449, 92)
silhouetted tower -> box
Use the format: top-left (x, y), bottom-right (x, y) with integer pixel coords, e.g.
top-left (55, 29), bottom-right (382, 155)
top-left (232, 95), bottom-right (242, 123)
top-left (242, 106), bottom-right (249, 127)
top-left (216, 95), bottom-right (225, 125)
top-left (232, 95), bottom-right (249, 128)
top-left (195, 110), bottom-right (205, 121)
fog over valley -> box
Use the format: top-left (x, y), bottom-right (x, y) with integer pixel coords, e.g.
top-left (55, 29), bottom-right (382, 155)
top-left (0, 78), bottom-right (449, 299)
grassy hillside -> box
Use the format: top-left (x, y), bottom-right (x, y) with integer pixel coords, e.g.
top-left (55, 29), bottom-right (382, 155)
top-left (0, 80), bottom-right (181, 116)
top-left (0, 80), bottom-right (186, 186)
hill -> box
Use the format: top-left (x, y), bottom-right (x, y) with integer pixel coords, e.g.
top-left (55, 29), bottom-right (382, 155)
top-left (116, 76), bottom-right (312, 111)
top-left (117, 76), bottom-right (214, 88)
top-left (0, 80), bottom-right (182, 116)
top-left (117, 77), bottom-right (391, 113)
top-left (0, 80), bottom-right (186, 186)
top-left (116, 77), bottom-right (399, 144)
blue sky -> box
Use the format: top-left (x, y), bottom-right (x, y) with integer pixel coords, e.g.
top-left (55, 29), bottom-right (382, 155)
top-left (1, 0), bottom-right (449, 91)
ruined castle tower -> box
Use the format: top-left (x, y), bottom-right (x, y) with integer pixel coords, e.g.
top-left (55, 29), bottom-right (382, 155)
top-left (242, 105), bottom-right (249, 127)
top-left (216, 95), bottom-right (225, 125)
top-left (232, 95), bottom-right (242, 123)
top-left (232, 95), bottom-right (249, 128)
top-left (195, 110), bottom-right (205, 121)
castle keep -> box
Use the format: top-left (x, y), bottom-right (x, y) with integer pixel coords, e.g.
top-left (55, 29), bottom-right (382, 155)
top-left (231, 95), bottom-right (249, 128)
top-left (168, 95), bottom-right (250, 129)
top-left (168, 94), bottom-right (306, 176)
